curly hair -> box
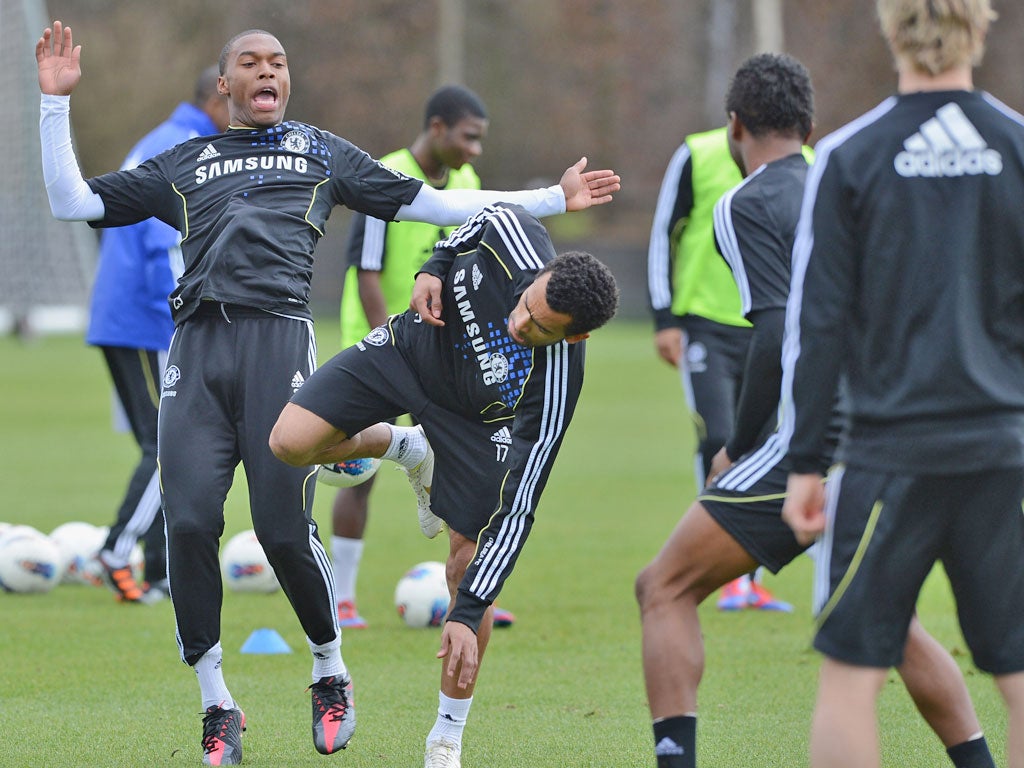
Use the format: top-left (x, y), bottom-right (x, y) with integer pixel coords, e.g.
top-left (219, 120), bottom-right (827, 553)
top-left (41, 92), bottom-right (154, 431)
top-left (540, 251), bottom-right (619, 337)
top-left (877, 0), bottom-right (995, 75)
top-left (725, 52), bottom-right (814, 139)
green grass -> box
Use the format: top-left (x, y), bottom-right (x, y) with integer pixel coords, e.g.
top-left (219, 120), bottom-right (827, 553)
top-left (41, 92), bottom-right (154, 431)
top-left (0, 321), bottom-right (1008, 767)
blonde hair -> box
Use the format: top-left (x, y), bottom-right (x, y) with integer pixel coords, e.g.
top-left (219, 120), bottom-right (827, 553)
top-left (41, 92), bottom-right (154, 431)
top-left (876, 0), bottom-right (996, 75)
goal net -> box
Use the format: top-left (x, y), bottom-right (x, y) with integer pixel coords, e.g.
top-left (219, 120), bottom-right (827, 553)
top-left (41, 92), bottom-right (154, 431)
top-left (0, 0), bottom-right (97, 335)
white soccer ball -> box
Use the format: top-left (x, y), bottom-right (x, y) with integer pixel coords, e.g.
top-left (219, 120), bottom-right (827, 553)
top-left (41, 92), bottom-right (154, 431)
top-left (221, 530), bottom-right (279, 593)
top-left (317, 457), bottom-right (382, 488)
top-left (394, 561), bottom-right (450, 628)
top-left (0, 529), bottom-right (62, 593)
top-left (49, 521), bottom-right (106, 585)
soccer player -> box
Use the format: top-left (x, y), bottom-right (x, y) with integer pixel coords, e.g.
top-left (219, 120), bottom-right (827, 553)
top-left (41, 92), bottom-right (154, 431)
top-left (269, 203), bottom-right (619, 768)
top-left (331, 84), bottom-right (513, 630)
top-left (35, 22), bottom-right (618, 766)
top-left (780, 1), bottom-right (1024, 766)
top-left (89, 65), bottom-right (227, 605)
top-left (648, 125), bottom-right (787, 611)
top-left (636, 52), bottom-right (996, 768)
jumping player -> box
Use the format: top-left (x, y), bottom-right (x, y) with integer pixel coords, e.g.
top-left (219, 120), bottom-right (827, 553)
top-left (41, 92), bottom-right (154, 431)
top-left (35, 22), bottom-right (618, 766)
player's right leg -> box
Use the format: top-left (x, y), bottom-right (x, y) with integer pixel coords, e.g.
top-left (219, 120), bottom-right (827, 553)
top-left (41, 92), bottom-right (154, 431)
top-left (995, 672), bottom-right (1024, 768)
top-left (158, 315), bottom-right (247, 763)
top-left (635, 500), bottom-right (760, 768)
top-left (809, 658), bottom-right (887, 768)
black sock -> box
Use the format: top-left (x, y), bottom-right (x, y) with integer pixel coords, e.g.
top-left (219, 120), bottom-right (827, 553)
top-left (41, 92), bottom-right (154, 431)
top-left (947, 735), bottom-right (995, 768)
top-left (653, 715), bottom-right (696, 768)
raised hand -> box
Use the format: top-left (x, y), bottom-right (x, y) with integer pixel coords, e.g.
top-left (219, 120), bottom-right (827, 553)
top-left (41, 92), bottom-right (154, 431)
top-left (36, 20), bottom-right (82, 96)
top-left (559, 157), bottom-right (621, 212)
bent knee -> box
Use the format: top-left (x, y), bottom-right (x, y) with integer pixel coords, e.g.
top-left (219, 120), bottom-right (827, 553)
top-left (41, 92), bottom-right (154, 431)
top-left (635, 563), bottom-right (664, 610)
top-left (268, 421), bottom-right (306, 465)
top-left (269, 403), bottom-right (328, 466)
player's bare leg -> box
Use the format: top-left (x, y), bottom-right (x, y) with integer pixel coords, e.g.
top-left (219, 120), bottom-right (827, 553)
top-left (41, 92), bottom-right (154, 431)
top-left (636, 500), bottom-right (759, 717)
top-left (898, 617), bottom-right (983, 746)
top-left (810, 659), bottom-right (886, 768)
top-left (995, 670), bottom-right (1024, 768)
top-left (440, 529), bottom-right (494, 700)
top-left (424, 529), bottom-right (494, 766)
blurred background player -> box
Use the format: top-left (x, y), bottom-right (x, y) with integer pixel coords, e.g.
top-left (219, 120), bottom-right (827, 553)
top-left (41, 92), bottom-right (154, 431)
top-left (331, 85), bottom-right (514, 630)
top-left (647, 125), bottom-right (788, 611)
top-left (90, 65), bottom-right (228, 603)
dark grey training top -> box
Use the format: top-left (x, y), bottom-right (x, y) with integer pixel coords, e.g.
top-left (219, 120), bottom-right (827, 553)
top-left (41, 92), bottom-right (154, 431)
top-left (782, 90), bottom-right (1024, 474)
top-left (87, 121), bottom-right (423, 323)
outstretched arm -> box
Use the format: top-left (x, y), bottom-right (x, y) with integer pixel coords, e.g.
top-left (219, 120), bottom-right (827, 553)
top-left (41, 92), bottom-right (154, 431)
top-left (395, 157), bottom-right (620, 226)
top-left (37, 21), bottom-right (81, 96)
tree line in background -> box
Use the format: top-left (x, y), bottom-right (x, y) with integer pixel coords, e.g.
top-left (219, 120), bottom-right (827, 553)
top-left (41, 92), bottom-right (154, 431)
top-left (43, 0), bottom-right (1024, 315)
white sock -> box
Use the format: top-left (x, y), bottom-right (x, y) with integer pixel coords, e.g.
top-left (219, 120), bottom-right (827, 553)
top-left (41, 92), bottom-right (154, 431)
top-left (382, 424), bottom-right (428, 469)
top-left (331, 536), bottom-right (364, 603)
top-left (308, 634), bottom-right (347, 682)
top-left (427, 692), bottom-right (473, 746)
top-left (195, 643), bottom-right (235, 711)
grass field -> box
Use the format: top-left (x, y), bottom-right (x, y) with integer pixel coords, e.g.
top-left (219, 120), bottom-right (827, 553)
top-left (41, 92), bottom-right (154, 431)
top-left (0, 320), bottom-right (1008, 767)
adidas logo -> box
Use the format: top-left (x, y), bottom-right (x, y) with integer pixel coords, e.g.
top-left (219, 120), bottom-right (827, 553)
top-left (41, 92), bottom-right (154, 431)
top-left (654, 737), bottom-right (685, 756)
top-left (472, 263), bottom-right (484, 291)
top-left (291, 371), bottom-right (305, 390)
top-left (490, 426), bottom-right (512, 445)
top-left (894, 103), bottom-right (1002, 178)
top-left (196, 143), bottom-right (221, 162)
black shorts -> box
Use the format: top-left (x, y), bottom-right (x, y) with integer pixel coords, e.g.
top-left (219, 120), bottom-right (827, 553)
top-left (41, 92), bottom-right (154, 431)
top-left (699, 433), bottom-right (808, 573)
top-left (292, 326), bottom-right (509, 539)
top-left (813, 464), bottom-right (1024, 674)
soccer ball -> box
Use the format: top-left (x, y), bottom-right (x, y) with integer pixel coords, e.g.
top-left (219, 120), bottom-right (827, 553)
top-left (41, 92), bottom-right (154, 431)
top-left (49, 521), bottom-right (105, 585)
top-left (317, 457), bottom-right (382, 488)
top-left (394, 561), bottom-right (450, 628)
top-left (221, 530), bottom-right (280, 593)
top-left (0, 528), bottom-right (62, 593)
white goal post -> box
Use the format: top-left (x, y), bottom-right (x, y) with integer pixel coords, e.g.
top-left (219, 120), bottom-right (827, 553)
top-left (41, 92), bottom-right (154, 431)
top-left (0, 0), bottom-right (97, 336)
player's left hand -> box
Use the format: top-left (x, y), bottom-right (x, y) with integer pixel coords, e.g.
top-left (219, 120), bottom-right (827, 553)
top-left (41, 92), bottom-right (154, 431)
top-left (410, 272), bottom-right (445, 326)
top-left (560, 157), bottom-right (620, 211)
top-left (437, 620), bottom-right (479, 690)
top-left (781, 472), bottom-right (826, 546)
top-left (707, 447), bottom-right (734, 487)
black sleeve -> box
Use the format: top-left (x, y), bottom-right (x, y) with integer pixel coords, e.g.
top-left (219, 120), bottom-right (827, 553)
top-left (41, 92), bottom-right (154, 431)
top-left (726, 307), bottom-right (785, 459)
top-left (86, 150), bottom-right (183, 230)
top-left (343, 212), bottom-right (368, 268)
top-left (783, 158), bottom-right (855, 473)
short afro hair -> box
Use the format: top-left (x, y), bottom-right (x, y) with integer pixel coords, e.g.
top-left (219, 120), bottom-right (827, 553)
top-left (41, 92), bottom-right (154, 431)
top-left (725, 52), bottom-right (814, 139)
top-left (424, 85), bottom-right (488, 129)
top-left (540, 251), bottom-right (619, 337)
